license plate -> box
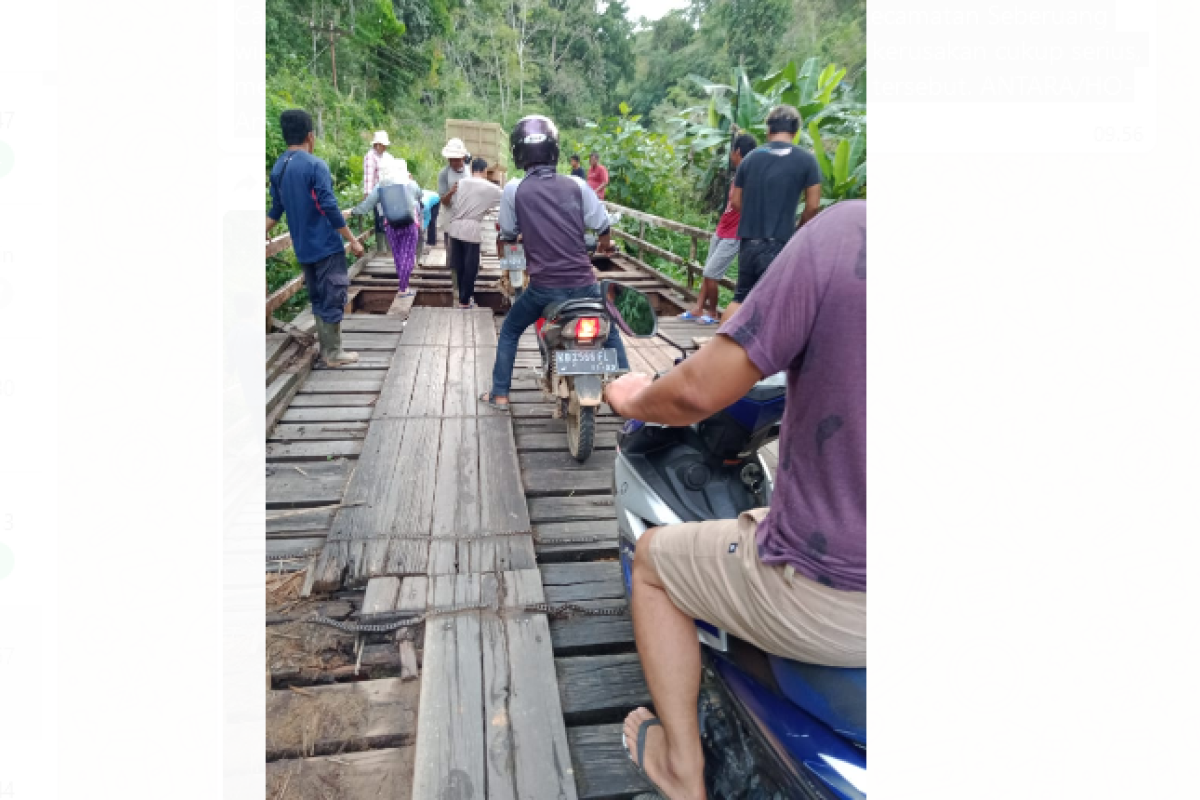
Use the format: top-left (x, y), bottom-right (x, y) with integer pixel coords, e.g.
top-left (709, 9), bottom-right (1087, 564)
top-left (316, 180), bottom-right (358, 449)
top-left (555, 349), bottom-right (621, 375)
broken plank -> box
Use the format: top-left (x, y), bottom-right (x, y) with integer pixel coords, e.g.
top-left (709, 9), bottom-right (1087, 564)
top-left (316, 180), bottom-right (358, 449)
top-left (361, 576), bottom-right (401, 616)
top-left (265, 747), bottom-right (416, 800)
top-left (265, 677), bottom-right (420, 760)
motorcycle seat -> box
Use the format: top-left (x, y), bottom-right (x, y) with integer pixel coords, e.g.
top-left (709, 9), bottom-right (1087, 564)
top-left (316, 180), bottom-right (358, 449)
top-left (542, 298), bottom-right (607, 322)
top-left (768, 656), bottom-right (866, 746)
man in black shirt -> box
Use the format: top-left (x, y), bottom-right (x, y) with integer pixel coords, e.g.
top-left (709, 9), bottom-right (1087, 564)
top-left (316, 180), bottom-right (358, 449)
top-left (569, 154), bottom-right (586, 180)
top-left (725, 104), bottom-right (822, 320)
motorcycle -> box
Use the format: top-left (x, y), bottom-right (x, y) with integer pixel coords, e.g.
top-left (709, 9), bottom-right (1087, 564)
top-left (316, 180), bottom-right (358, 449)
top-left (607, 291), bottom-right (868, 800)
top-left (531, 279), bottom-right (653, 462)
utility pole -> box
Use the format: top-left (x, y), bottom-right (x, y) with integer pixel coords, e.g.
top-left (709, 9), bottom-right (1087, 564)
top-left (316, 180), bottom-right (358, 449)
top-left (309, 18), bottom-right (349, 92)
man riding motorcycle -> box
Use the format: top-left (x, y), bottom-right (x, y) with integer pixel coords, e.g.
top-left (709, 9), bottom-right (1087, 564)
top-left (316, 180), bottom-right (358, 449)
top-left (479, 114), bottom-right (629, 410)
top-left (604, 200), bottom-right (866, 800)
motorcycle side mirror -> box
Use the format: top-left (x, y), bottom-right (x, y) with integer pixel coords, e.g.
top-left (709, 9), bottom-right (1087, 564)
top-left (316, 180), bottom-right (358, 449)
top-left (601, 280), bottom-right (658, 338)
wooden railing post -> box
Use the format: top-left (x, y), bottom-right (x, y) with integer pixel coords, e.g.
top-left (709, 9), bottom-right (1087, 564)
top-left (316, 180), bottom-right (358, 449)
top-left (688, 236), bottom-right (698, 289)
top-left (638, 220), bottom-right (645, 262)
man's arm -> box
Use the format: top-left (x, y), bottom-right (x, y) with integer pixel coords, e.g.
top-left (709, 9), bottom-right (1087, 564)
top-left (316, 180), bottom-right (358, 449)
top-left (497, 180), bottom-right (521, 241)
top-left (799, 184), bottom-right (821, 226)
top-left (730, 186), bottom-right (744, 213)
top-left (597, 167), bottom-right (609, 193)
top-left (606, 334), bottom-right (764, 426)
top-left (267, 173), bottom-right (285, 234)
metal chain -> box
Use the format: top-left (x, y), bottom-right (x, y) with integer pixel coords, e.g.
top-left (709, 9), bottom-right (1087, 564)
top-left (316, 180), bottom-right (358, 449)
top-left (267, 548), bottom-right (321, 562)
top-left (302, 600), bottom-right (627, 634)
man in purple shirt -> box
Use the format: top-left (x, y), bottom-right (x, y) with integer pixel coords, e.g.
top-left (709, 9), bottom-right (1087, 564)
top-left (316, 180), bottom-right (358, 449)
top-left (480, 115), bottom-right (628, 409)
top-left (605, 200), bottom-right (866, 799)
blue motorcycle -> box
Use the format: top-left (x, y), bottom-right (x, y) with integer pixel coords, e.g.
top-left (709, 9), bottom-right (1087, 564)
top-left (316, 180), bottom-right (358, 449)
top-left (604, 281), bottom-right (866, 800)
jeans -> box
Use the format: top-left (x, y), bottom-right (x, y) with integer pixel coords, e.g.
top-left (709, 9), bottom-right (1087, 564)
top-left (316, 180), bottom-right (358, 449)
top-left (427, 203), bottom-right (439, 245)
top-left (490, 283), bottom-right (629, 398)
top-left (300, 250), bottom-right (350, 324)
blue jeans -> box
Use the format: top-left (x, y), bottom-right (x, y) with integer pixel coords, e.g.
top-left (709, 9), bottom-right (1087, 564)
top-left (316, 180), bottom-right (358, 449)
top-left (490, 283), bottom-right (629, 398)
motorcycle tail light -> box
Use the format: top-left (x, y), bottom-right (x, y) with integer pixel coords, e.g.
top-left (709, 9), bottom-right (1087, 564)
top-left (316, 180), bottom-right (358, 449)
top-left (575, 317), bottom-right (600, 342)
top-left (536, 317), bottom-right (546, 335)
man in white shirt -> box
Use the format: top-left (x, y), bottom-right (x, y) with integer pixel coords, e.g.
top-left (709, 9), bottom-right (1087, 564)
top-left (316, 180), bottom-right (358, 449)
top-left (446, 159), bottom-right (503, 308)
top-left (363, 131), bottom-right (391, 249)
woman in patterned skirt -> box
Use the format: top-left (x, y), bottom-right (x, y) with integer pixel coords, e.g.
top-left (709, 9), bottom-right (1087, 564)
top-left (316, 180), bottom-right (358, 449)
top-left (351, 154), bottom-right (423, 298)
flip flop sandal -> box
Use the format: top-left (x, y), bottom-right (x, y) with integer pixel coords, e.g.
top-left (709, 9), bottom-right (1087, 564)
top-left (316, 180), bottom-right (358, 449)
top-left (622, 717), bottom-right (673, 799)
top-left (478, 392), bottom-right (510, 412)
top-left (677, 311), bottom-right (701, 322)
top-left (697, 315), bottom-right (718, 325)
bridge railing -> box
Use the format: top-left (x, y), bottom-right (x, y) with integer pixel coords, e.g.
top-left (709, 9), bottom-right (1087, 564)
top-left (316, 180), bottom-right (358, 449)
top-left (601, 201), bottom-right (736, 294)
top-left (265, 209), bottom-right (376, 330)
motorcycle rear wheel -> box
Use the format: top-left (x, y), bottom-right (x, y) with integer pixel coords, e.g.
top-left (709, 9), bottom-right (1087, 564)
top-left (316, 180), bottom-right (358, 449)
top-left (567, 405), bottom-right (595, 463)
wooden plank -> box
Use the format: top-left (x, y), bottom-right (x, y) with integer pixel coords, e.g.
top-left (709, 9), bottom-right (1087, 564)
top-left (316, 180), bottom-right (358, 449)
top-left (340, 315), bottom-right (406, 332)
top-left (547, 599), bottom-right (632, 655)
top-left (412, 574), bottom-right (484, 800)
top-left (406, 345), bottom-right (449, 417)
top-left (397, 576), bottom-right (427, 613)
top-left (475, 345), bottom-right (505, 417)
top-left (266, 440), bottom-right (363, 462)
top-left (534, 521), bottom-right (619, 562)
top-left (602, 200), bottom-right (712, 239)
top-left (479, 416), bottom-right (532, 533)
top-left (568, 724), bottom-right (652, 799)
top-left (266, 333), bottom-right (292, 370)
top-left (520, 450), bottom-right (617, 496)
top-left (302, 369), bottom-right (387, 388)
top-left (472, 309), bottom-right (498, 346)
top-left (265, 678), bottom-right (420, 760)
top-left (267, 507), bottom-right (336, 536)
top-left (361, 576), bottom-right (401, 616)
top-left (266, 747), bottom-right (416, 800)
top-left (267, 459), bottom-right (352, 509)
top-left (442, 346), bottom-right (477, 417)
top-left (371, 345), bottom-right (423, 419)
top-left (430, 417), bottom-right (480, 538)
top-left (528, 495), bottom-right (615, 524)
top-left (269, 422), bottom-right (368, 442)
top-left (290, 393), bottom-right (379, 408)
top-left (556, 654), bottom-right (651, 724)
top-left (516, 430), bottom-right (618, 451)
top-left (540, 562), bottom-right (627, 603)
top-left (484, 570), bottom-right (578, 800)
top-left (387, 292), bottom-right (415, 318)
top-left (342, 333), bottom-right (401, 351)
top-left (277, 405), bottom-right (373, 425)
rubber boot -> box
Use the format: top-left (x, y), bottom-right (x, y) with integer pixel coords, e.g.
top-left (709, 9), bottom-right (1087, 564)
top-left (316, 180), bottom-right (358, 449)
top-left (316, 319), bottom-right (359, 367)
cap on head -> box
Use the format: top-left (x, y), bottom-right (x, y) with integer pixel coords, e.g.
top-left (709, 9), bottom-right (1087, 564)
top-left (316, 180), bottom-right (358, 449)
top-left (280, 109), bottom-right (313, 145)
top-left (510, 115), bottom-right (560, 170)
top-left (766, 105), bottom-right (801, 135)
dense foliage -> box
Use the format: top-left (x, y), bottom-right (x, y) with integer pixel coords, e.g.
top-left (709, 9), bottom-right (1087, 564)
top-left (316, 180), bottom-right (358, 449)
top-left (266, 0), bottom-right (866, 312)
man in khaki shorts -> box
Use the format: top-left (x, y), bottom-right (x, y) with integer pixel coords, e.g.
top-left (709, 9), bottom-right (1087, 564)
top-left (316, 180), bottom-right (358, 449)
top-left (605, 199), bottom-right (866, 800)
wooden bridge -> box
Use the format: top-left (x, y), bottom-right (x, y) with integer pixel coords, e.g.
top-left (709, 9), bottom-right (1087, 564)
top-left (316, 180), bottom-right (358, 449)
top-left (263, 205), bottom-right (747, 799)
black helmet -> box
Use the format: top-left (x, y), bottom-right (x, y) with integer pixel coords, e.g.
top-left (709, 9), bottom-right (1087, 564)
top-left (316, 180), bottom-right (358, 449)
top-left (510, 115), bottom-right (560, 170)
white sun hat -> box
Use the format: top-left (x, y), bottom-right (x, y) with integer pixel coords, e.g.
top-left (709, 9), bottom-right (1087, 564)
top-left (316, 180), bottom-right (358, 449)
top-left (441, 138), bottom-right (469, 158)
top-left (371, 130), bottom-right (391, 146)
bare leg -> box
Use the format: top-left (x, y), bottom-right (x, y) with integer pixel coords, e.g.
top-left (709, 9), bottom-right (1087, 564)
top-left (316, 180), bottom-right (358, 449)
top-left (720, 301), bottom-right (740, 324)
top-left (623, 527), bottom-right (707, 799)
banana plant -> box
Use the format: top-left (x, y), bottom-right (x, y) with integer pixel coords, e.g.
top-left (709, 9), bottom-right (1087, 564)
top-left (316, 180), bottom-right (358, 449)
top-left (809, 121), bottom-right (866, 203)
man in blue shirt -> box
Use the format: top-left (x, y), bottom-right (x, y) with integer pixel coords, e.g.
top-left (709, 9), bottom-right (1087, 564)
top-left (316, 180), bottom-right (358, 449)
top-left (266, 109), bottom-right (365, 367)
